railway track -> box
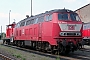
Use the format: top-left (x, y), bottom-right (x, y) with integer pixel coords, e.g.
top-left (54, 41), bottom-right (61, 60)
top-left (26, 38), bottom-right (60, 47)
top-left (0, 54), bottom-right (13, 60)
top-left (2, 44), bottom-right (90, 60)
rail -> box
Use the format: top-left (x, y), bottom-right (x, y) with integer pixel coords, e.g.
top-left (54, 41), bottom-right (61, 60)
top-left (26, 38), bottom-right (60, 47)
top-left (0, 54), bottom-right (13, 60)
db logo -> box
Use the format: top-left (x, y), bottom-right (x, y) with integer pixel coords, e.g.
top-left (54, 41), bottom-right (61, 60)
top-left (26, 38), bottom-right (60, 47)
top-left (68, 25), bottom-right (75, 30)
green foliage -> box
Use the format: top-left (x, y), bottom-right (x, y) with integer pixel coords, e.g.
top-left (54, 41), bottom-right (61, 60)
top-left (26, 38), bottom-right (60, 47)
top-left (13, 54), bottom-right (26, 60)
top-left (22, 58), bottom-right (26, 60)
top-left (56, 57), bottom-right (60, 60)
top-left (16, 54), bottom-right (22, 58)
top-left (31, 54), bottom-right (36, 57)
top-left (0, 32), bottom-right (6, 39)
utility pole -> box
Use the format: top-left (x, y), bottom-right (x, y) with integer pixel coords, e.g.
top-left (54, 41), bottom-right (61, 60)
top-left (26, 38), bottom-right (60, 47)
top-left (31, 0), bottom-right (32, 17)
top-left (1, 26), bottom-right (2, 39)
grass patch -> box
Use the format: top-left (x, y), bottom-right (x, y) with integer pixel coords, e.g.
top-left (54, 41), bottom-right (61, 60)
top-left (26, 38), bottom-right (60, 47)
top-left (13, 54), bottom-right (26, 60)
top-left (0, 45), bottom-right (26, 60)
top-left (31, 54), bottom-right (36, 57)
top-left (22, 58), bottom-right (26, 60)
top-left (56, 57), bottom-right (60, 60)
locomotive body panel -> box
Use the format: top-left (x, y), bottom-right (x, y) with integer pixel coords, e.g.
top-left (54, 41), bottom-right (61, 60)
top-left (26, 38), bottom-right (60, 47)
top-left (14, 24), bottom-right (39, 41)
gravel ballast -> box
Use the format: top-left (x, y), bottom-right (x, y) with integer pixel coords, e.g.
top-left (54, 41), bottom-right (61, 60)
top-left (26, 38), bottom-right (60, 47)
top-left (0, 40), bottom-right (59, 60)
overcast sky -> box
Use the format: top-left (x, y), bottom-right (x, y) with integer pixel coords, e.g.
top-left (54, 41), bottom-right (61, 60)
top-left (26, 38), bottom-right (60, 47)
top-left (0, 0), bottom-right (90, 32)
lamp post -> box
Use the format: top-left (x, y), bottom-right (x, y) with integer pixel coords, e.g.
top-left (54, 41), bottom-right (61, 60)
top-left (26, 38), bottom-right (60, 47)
top-left (9, 10), bottom-right (11, 24)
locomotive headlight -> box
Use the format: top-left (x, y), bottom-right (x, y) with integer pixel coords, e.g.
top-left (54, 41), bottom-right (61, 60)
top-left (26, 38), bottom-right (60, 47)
top-left (60, 32), bottom-right (64, 36)
top-left (60, 32), bottom-right (67, 36)
top-left (78, 33), bottom-right (81, 36)
top-left (77, 32), bottom-right (81, 36)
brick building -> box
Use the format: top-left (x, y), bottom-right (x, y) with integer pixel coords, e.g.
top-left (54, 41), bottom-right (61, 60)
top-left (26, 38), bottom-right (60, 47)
top-left (75, 3), bottom-right (90, 23)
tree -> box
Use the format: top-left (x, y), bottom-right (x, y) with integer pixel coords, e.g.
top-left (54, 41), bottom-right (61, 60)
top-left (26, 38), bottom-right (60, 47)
top-left (0, 32), bottom-right (6, 40)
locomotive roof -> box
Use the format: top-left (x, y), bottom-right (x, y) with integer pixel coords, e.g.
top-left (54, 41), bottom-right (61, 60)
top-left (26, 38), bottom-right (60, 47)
top-left (19, 9), bottom-right (74, 23)
top-left (45, 9), bottom-right (74, 13)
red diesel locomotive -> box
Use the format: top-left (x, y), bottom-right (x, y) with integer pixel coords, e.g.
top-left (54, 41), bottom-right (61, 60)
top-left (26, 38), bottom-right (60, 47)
top-left (4, 9), bottom-right (83, 54)
top-left (83, 23), bottom-right (90, 45)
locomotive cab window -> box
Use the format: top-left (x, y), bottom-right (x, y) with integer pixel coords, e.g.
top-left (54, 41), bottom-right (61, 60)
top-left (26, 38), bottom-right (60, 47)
top-left (70, 13), bottom-right (80, 21)
top-left (58, 13), bottom-right (68, 20)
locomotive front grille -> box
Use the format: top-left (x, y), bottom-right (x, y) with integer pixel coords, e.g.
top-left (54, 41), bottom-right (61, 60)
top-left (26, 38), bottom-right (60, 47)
top-left (67, 33), bottom-right (76, 35)
top-left (60, 32), bottom-right (81, 36)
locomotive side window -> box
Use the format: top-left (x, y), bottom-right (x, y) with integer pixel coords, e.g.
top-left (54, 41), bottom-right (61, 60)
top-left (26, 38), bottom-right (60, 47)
top-left (38, 16), bottom-right (44, 23)
top-left (48, 15), bottom-right (52, 21)
top-left (26, 20), bottom-right (31, 25)
top-left (20, 21), bottom-right (25, 26)
top-left (41, 16), bottom-right (44, 22)
top-left (15, 23), bottom-right (20, 28)
top-left (70, 13), bottom-right (80, 21)
top-left (46, 15), bottom-right (48, 21)
top-left (45, 14), bottom-right (52, 21)
top-left (31, 19), bottom-right (34, 24)
top-left (26, 19), bottom-right (35, 25)
top-left (34, 18), bottom-right (38, 24)
top-left (58, 13), bottom-right (68, 20)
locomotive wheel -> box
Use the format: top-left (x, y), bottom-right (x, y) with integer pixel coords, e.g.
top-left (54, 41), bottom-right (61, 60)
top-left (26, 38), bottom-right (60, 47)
top-left (21, 41), bottom-right (25, 47)
top-left (65, 49), bottom-right (70, 54)
top-left (3, 39), bottom-right (6, 44)
top-left (6, 39), bottom-right (10, 45)
top-left (58, 45), bottom-right (64, 54)
top-left (51, 49), bottom-right (57, 54)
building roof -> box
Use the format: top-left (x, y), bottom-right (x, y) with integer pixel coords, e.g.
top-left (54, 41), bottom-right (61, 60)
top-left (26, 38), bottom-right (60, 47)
top-left (75, 3), bottom-right (90, 11)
